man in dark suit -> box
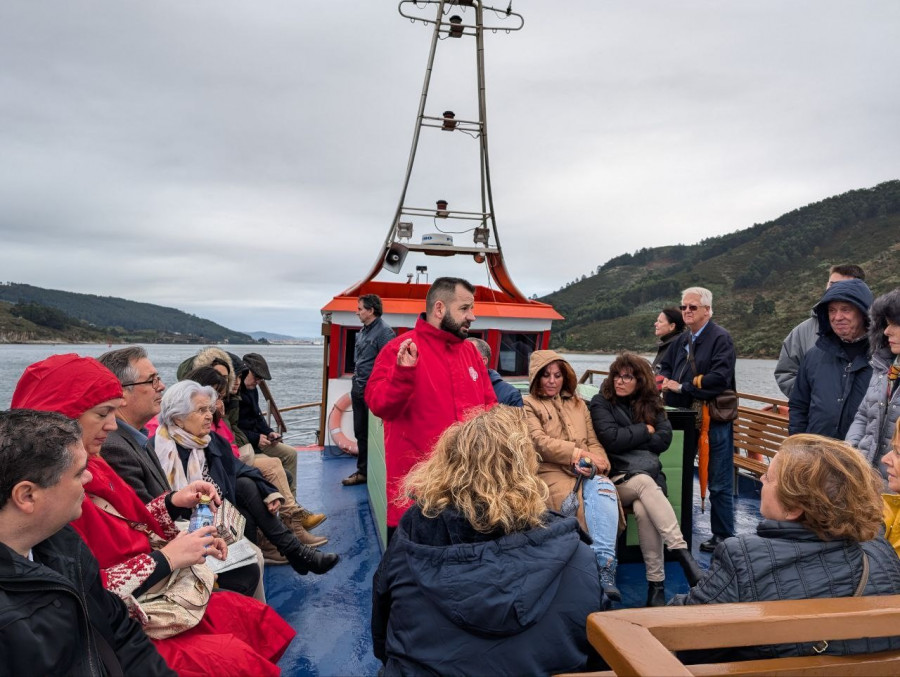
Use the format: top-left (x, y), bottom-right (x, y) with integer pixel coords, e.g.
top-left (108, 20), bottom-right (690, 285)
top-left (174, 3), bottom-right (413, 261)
top-left (98, 347), bottom-right (170, 502)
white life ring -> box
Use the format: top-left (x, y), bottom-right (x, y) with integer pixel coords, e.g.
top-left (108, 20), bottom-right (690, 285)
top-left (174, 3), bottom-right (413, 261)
top-left (328, 393), bottom-right (358, 455)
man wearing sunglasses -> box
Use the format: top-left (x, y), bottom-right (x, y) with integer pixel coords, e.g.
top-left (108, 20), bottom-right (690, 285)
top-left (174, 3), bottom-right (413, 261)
top-left (658, 287), bottom-right (737, 553)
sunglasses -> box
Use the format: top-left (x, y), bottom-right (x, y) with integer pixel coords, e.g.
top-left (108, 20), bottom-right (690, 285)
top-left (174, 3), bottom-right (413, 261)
top-left (679, 304), bottom-right (707, 312)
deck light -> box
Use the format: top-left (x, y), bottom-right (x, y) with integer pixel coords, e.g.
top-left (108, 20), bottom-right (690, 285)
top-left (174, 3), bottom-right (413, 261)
top-left (473, 225), bottom-right (489, 245)
top-left (473, 252), bottom-right (486, 264)
top-left (396, 221), bottom-right (414, 240)
top-left (442, 111), bottom-right (457, 131)
top-left (436, 199), bottom-right (449, 218)
top-left (448, 16), bottom-right (464, 37)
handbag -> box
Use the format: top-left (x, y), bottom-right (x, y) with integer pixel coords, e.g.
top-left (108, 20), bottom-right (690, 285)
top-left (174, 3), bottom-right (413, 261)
top-left (707, 390), bottom-right (739, 423)
top-left (214, 498), bottom-right (246, 545)
top-left (137, 563), bottom-right (215, 639)
top-left (88, 493), bottom-right (214, 639)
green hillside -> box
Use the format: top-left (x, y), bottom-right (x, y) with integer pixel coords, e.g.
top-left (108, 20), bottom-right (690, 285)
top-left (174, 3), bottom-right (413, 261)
top-left (0, 284), bottom-right (253, 344)
top-left (542, 180), bottom-right (900, 357)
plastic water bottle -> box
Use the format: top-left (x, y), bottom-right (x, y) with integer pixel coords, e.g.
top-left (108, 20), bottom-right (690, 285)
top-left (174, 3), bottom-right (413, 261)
top-left (188, 495), bottom-right (214, 533)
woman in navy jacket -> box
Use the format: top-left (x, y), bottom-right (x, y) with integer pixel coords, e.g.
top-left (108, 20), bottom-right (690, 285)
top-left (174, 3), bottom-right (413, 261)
top-left (372, 406), bottom-right (604, 676)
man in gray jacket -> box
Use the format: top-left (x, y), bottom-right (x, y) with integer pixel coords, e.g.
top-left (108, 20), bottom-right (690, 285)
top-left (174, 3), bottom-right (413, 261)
top-left (775, 264), bottom-right (865, 397)
top-left (98, 346), bottom-right (170, 502)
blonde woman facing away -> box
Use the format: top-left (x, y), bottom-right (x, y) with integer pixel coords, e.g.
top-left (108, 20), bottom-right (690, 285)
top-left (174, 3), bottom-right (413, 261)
top-left (372, 406), bottom-right (604, 676)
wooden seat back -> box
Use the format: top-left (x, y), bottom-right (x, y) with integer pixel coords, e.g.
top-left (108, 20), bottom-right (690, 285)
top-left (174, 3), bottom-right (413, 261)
top-left (732, 392), bottom-right (789, 478)
top-left (557, 595), bottom-right (900, 676)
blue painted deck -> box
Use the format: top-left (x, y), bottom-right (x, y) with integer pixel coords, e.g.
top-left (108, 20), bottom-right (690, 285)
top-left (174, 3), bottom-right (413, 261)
top-left (266, 451), bottom-right (382, 677)
top-left (268, 451), bottom-right (763, 676)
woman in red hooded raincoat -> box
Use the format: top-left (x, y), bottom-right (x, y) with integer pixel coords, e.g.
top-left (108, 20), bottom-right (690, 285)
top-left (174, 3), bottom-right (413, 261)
top-left (11, 354), bottom-right (295, 677)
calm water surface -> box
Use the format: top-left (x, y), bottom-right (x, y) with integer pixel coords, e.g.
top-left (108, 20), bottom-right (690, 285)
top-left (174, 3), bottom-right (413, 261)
top-left (0, 343), bottom-right (783, 411)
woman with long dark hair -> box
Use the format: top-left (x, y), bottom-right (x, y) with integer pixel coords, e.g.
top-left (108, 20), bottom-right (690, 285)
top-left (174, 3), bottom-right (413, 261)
top-left (590, 352), bottom-right (701, 605)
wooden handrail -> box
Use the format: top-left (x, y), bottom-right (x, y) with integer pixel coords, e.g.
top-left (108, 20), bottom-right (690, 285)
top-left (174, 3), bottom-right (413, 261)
top-left (584, 596), bottom-right (900, 676)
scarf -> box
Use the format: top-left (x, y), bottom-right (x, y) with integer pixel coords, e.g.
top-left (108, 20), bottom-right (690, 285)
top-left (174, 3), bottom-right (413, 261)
top-left (70, 455), bottom-right (167, 570)
top-left (889, 357), bottom-right (900, 398)
top-left (155, 424), bottom-right (211, 491)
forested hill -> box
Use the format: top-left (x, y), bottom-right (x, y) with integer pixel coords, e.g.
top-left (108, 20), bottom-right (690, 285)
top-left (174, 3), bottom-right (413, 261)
top-left (541, 180), bottom-right (900, 358)
top-left (0, 283), bottom-right (252, 343)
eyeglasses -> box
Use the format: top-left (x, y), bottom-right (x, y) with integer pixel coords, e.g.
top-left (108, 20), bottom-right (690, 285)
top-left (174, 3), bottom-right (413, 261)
top-left (679, 304), bottom-right (708, 312)
top-left (122, 375), bottom-right (162, 388)
top-left (190, 406), bottom-right (216, 416)
top-left (613, 374), bottom-right (635, 383)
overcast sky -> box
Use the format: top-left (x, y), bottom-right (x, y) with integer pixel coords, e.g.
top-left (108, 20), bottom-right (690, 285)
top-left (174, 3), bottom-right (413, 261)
top-left (2, 1), bottom-right (897, 337)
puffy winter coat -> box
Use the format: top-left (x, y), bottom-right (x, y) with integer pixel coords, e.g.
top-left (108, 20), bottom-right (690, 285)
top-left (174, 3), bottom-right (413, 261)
top-left (366, 315), bottom-right (497, 526)
top-left (0, 526), bottom-right (173, 677)
top-left (671, 520), bottom-right (900, 662)
top-left (589, 393), bottom-right (672, 492)
top-left (372, 507), bottom-right (602, 676)
top-left (523, 350), bottom-right (608, 532)
top-left (846, 348), bottom-right (900, 475)
top-left (884, 494), bottom-right (900, 557)
top-left (790, 279), bottom-right (873, 439)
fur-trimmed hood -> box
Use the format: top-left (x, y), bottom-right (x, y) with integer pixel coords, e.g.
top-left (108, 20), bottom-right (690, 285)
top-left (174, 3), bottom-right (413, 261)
top-left (178, 346), bottom-right (236, 391)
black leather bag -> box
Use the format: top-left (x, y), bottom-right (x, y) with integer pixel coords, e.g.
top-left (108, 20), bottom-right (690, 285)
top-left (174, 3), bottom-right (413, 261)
top-left (708, 389), bottom-right (739, 422)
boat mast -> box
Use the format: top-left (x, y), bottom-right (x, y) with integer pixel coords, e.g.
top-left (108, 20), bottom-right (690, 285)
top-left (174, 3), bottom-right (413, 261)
top-left (344, 0), bottom-right (528, 301)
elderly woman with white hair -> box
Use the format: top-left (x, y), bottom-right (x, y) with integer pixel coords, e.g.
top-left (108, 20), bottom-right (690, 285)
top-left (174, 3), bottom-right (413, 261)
top-left (152, 380), bottom-right (339, 577)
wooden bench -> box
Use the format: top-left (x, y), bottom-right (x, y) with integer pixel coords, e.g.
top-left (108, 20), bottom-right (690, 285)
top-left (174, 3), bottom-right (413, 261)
top-left (557, 595), bottom-right (900, 676)
top-left (732, 392), bottom-right (789, 480)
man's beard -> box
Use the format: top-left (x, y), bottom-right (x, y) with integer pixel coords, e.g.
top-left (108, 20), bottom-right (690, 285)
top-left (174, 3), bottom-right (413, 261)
top-left (440, 314), bottom-right (470, 339)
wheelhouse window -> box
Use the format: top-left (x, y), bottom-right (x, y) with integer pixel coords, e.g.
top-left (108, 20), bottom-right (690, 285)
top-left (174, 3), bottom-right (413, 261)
top-left (497, 332), bottom-right (538, 377)
top-left (343, 328), bottom-right (359, 375)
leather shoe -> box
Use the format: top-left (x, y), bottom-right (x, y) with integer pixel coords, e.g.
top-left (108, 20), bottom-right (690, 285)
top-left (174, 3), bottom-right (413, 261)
top-left (342, 472), bottom-right (367, 486)
top-left (699, 535), bottom-right (727, 553)
top-left (297, 508), bottom-right (327, 530)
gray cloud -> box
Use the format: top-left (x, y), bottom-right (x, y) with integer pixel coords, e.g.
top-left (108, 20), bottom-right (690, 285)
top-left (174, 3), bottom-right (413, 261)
top-left (1, 1), bottom-right (897, 336)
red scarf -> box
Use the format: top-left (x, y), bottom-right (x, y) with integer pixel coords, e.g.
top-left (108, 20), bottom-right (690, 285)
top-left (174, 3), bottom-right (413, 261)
top-left (70, 456), bottom-right (167, 570)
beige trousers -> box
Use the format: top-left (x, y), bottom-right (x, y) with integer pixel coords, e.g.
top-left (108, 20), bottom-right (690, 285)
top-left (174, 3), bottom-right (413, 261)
top-left (613, 473), bottom-right (687, 582)
top-left (257, 441), bottom-right (298, 493)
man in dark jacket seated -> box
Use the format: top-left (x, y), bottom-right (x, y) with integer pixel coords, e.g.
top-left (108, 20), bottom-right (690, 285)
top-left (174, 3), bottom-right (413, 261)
top-left (467, 337), bottom-right (524, 407)
top-left (0, 409), bottom-right (174, 676)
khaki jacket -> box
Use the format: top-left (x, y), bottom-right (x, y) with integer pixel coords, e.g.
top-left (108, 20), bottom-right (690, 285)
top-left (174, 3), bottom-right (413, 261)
top-left (524, 350), bottom-right (620, 532)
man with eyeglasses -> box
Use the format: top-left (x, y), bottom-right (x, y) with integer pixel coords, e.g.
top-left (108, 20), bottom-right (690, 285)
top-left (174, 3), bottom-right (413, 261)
top-left (659, 286), bottom-right (737, 553)
top-left (97, 347), bottom-right (171, 502)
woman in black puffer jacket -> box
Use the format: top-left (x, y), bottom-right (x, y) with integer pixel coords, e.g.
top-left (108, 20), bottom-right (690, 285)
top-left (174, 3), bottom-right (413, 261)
top-left (671, 433), bottom-right (900, 663)
top-left (589, 352), bottom-right (702, 606)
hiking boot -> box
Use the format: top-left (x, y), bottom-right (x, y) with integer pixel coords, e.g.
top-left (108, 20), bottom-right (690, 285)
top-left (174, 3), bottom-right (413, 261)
top-left (599, 562), bottom-right (621, 603)
top-left (646, 581), bottom-right (666, 607)
top-left (257, 531), bottom-right (288, 565)
top-left (285, 543), bottom-right (339, 576)
top-left (296, 507), bottom-right (327, 531)
top-left (283, 511), bottom-right (328, 547)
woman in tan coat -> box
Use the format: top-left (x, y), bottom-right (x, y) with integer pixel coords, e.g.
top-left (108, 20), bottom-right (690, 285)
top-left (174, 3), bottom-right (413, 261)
top-left (524, 350), bottom-right (622, 601)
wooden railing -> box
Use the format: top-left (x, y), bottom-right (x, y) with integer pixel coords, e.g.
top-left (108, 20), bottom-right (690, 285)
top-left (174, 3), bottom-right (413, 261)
top-left (556, 596), bottom-right (900, 676)
top-left (576, 370), bottom-right (790, 481)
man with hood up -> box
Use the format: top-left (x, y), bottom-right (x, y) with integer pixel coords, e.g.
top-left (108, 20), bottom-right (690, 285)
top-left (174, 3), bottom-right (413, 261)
top-left (789, 278), bottom-right (874, 439)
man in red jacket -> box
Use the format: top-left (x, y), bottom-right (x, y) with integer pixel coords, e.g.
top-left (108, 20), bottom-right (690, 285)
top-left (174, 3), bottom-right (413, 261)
top-left (366, 277), bottom-right (497, 539)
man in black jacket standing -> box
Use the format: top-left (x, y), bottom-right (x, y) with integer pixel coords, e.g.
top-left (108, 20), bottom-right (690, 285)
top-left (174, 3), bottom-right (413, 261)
top-left (0, 409), bottom-right (173, 676)
top-left (343, 294), bottom-right (395, 486)
top-left (659, 286), bottom-right (737, 552)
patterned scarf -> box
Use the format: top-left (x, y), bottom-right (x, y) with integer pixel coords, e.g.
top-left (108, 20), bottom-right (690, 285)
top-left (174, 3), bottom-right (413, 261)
top-left (889, 357), bottom-right (900, 398)
top-left (154, 424), bottom-right (211, 491)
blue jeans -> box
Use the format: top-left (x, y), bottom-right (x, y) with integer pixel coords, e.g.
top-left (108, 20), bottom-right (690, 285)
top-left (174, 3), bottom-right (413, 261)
top-left (708, 421), bottom-right (735, 538)
top-left (581, 475), bottom-right (619, 568)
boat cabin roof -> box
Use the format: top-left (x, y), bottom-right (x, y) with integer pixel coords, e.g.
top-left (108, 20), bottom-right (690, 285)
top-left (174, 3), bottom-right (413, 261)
top-left (321, 281), bottom-right (563, 321)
